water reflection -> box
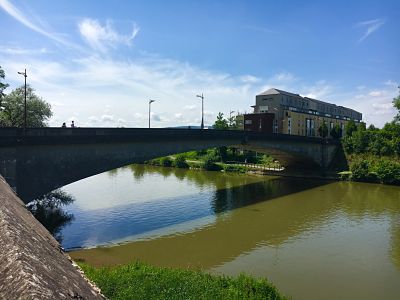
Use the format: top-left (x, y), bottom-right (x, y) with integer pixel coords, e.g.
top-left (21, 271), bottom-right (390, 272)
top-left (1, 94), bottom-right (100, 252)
top-left (57, 165), bottom-right (326, 250)
top-left (27, 189), bottom-right (75, 243)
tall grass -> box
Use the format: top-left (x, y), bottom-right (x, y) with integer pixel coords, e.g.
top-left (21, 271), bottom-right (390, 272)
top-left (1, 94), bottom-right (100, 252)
top-left (80, 261), bottom-right (286, 300)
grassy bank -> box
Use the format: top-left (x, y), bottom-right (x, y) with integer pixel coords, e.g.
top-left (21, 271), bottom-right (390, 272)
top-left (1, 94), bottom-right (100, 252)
top-left (145, 148), bottom-right (281, 173)
top-left (80, 261), bottom-right (286, 300)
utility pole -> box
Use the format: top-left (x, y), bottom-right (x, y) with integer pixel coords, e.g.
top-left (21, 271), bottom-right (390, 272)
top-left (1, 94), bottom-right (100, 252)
top-left (17, 69), bottom-right (27, 130)
top-left (196, 93), bottom-right (204, 129)
top-left (148, 99), bottom-right (155, 128)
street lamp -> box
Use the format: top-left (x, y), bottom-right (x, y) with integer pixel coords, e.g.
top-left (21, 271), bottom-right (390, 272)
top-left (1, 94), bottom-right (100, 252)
top-left (148, 99), bottom-right (155, 128)
top-left (196, 93), bottom-right (204, 129)
top-left (17, 69), bottom-right (27, 130)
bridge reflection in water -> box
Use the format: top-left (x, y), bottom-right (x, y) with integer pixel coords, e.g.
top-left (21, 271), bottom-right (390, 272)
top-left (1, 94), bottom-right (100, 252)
top-left (67, 165), bottom-right (400, 300)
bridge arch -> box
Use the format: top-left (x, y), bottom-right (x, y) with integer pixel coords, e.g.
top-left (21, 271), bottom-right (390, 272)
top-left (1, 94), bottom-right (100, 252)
top-left (0, 128), bottom-right (339, 202)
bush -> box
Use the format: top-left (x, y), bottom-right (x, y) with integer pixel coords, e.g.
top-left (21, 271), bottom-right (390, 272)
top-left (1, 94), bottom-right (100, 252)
top-left (160, 157), bottom-right (173, 167)
top-left (174, 154), bottom-right (189, 168)
top-left (202, 156), bottom-right (222, 171)
top-left (374, 159), bottom-right (400, 184)
top-left (350, 160), bottom-right (370, 181)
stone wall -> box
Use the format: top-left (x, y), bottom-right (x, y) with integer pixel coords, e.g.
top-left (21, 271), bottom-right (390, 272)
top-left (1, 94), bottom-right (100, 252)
top-left (0, 176), bottom-right (104, 299)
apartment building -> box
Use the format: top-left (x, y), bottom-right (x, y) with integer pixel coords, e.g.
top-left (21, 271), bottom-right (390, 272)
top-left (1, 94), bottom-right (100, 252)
top-left (245, 88), bottom-right (362, 137)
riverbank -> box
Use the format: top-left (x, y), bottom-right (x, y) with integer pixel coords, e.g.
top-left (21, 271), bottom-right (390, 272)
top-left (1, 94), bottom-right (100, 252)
top-left (79, 261), bottom-right (287, 300)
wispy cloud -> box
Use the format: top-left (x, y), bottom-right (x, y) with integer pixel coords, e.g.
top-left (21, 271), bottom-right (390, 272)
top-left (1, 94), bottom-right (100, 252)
top-left (78, 18), bottom-right (139, 52)
top-left (0, 0), bottom-right (74, 47)
top-left (355, 18), bottom-right (386, 42)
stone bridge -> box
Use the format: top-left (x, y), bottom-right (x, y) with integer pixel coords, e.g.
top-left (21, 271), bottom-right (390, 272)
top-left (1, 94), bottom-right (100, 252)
top-left (0, 127), bottom-right (339, 202)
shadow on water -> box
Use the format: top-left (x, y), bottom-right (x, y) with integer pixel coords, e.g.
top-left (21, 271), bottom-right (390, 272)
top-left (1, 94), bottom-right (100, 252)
top-left (26, 189), bottom-right (75, 244)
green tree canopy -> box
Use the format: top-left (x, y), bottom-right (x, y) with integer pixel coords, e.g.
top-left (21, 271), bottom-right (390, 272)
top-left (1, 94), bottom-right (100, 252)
top-left (393, 87), bottom-right (400, 122)
top-left (345, 120), bottom-right (357, 137)
top-left (330, 124), bottom-right (342, 139)
top-left (0, 85), bottom-right (52, 127)
top-left (318, 122), bottom-right (328, 138)
top-left (0, 66), bottom-right (9, 105)
top-left (213, 112), bottom-right (228, 130)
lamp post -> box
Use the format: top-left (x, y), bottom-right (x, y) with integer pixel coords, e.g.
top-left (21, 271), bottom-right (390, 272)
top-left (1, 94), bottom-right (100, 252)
top-left (196, 93), bottom-right (204, 129)
top-left (17, 69), bottom-right (27, 130)
top-left (148, 99), bottom-right (155, 128)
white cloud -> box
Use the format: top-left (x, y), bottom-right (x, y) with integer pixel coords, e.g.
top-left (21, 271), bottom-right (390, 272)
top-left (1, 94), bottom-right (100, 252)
top-left (355, 18), bottom-right (386, 42)
top-left (240, 75), bottom-right (260, 83)
top-left (369, 90), bottom-right (383, 97)
top-left (174, 113), bottom-right (184, 120)
top-left (184, 105), bottom-right (197, 111)
top-left (301, 80), bottom-right (334, 99)
top-left (0, 0), bottom-right (76, 47)
top-left (344, 83), bottom-right (398, 127)
top-left (275, 72), bottom-right (296, 82)
top-left (78, 18), bottom-right (139, 52)
top-left (0, 45), bottom-right (49, 55)
top-left (101, 114), bottom-right (115, 122)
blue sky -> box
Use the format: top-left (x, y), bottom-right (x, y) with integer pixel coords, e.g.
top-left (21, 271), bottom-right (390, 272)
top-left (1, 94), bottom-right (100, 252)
top-left (0, 0), bottom-right (399, 127)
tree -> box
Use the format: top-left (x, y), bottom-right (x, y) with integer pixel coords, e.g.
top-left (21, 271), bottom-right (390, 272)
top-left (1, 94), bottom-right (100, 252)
top-left (0, 66), bottom-right (9, 107)
top-left (0, 85), bottom-right (52, 127)
top-left (330, 124), bottom-right (342, 139)
top-left (228, 115), bottom-right (237, 129)
top-left (213, 112), bottom-right (228, 130)
top-left (318, 122), bottom-right (328, 138)
top-left (393, 87), bottom-right (400, 123)
top-left (345, 120), bottom-right (357, 137)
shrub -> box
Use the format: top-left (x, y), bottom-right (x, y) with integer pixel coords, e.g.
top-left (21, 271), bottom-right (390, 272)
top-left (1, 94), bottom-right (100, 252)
top-left (374, 159), bottom-right (400, 184)
top-left (350, 159), bottom-right (370, 181)
top-left (202, 156), bottom-right (222, 171)
top-left (174, 154), bottom-right (189, 168)
top-left (160, 157), bottom-right (173, 167)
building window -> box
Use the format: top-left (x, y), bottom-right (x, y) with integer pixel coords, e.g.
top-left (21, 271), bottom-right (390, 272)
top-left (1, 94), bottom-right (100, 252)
top-left (288, 117), bottom-right (292, 134)
top-left (245, 120), bottom-right (252, 125)
top-left (259, 105), bottom-right (268, 113)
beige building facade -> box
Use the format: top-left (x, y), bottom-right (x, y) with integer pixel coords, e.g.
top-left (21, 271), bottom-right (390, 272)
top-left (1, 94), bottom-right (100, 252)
top-left (251, 88), bottom-right (362, 137)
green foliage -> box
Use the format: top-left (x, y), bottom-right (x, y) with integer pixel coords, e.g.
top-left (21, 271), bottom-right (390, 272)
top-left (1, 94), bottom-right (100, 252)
top-left (223, 164), bottom-right (247, 173)
top-left (393, 87), bottom-right (400, 123)
top-left (213, 112), bottom-right (229, 130)
top-left (227, 114), bottom-right (238, 129)
top-left (330, 124), bottom-right (342, 139)
top-left (350, 160), bottom-right (370, 181)
top-left (347, 156), bottom-right (400, 185)
top-left (173, 154), bottom-right (189, 168)
top-left (201, 155), bottom-right (222, 171)
top-left (0, 85), bottom-right (52, 127)
top-left (345, 120), bottom-right (357, 137)
top-left (79, 261), bottom-right (286, 300)
top-left (0, 66), bottom-right (9, 104)
top-left (375, 159), bottom-right (400, 184)
top-left (342, 122), bottom-right (400, 157)
top-left (216, 146), bottom-right (228, 162)
top-left (318, 122), bottom-right (328, 138)
top-left (160, 157), bottom-right (173, 167)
